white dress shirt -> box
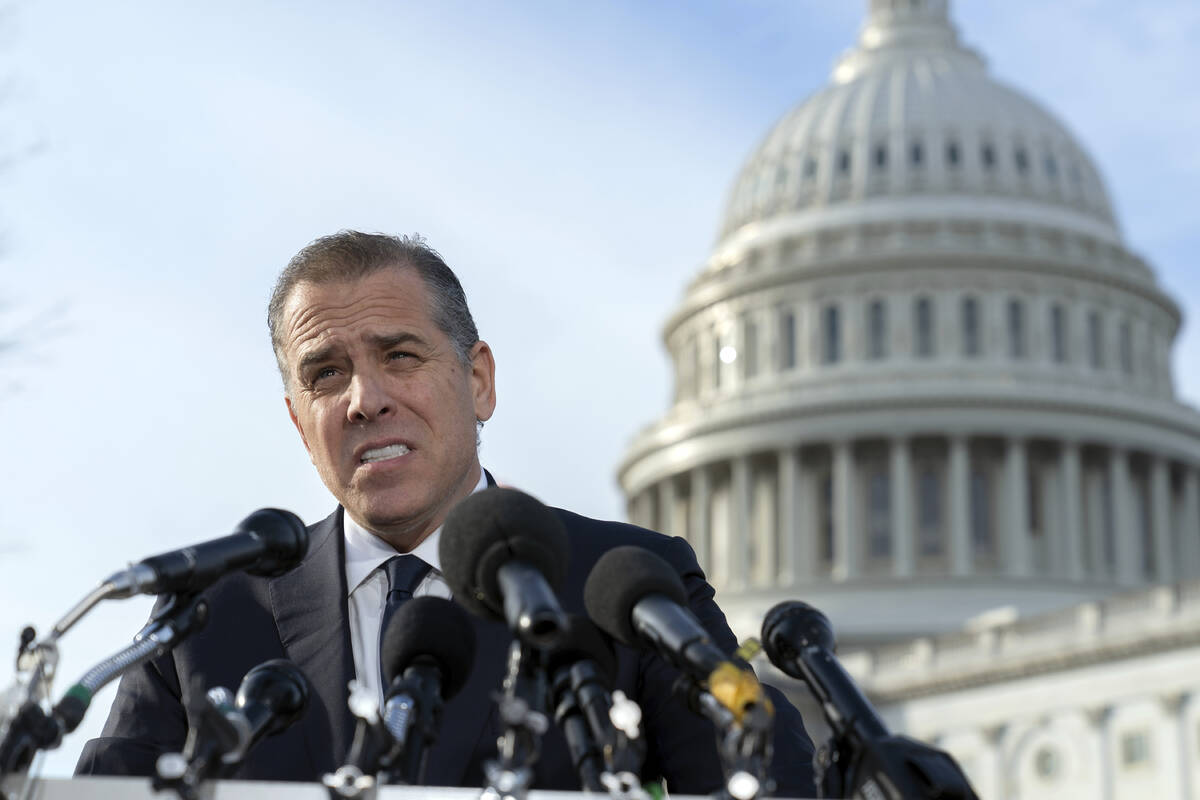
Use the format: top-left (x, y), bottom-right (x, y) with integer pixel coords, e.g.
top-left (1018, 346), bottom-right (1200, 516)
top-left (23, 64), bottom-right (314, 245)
top-left (343, 469), bottom-right (488, 706)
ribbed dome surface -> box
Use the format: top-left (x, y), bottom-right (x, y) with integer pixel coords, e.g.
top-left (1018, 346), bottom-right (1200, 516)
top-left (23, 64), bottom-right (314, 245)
top-left (719, 0), bottom-right (1117, 241)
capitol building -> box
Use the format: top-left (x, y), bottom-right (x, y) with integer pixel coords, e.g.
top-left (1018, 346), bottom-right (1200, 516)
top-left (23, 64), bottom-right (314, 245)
top-left (618, 1), bottom-right (1200, 797)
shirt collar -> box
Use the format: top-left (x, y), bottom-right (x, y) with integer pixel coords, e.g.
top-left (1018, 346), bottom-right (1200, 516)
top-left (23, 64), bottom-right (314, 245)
top-left (342, 468), bottom-right (490, 596)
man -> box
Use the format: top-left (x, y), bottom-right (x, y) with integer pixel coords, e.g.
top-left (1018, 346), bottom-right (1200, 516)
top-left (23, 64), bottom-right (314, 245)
top-left (77, 231), bottom-right (815, 794)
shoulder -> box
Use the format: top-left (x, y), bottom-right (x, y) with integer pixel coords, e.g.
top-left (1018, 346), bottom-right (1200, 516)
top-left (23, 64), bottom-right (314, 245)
top-left (550, 506), bottom-right (701, 578)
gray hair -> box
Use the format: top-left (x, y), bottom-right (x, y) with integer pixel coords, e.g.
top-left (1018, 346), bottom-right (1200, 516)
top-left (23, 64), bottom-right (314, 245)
top-left (267, 231), bottom-right (479, 391)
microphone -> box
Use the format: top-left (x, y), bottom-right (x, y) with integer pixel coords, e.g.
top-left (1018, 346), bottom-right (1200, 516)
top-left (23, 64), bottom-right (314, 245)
top-left (544, 615), bottom-right (618, 791)
top-left (584, 546), bottom-right (742, 694)
top-left (585, 546), bottom-right (774, 798)
top-left (761, 602), bottom-right (980, 800)
top-left (222, 659), bottom-right (310, 765)
top-left (104, 508), bottom-right (309, 597)
top-left (760, 602), bottom-right (890, 740)
top-left (154, 659), bottom-right (309, 791)
top-left (379, 596), bottom-right (476, 784)
top-left (438, 488), bottom-right (569, 646)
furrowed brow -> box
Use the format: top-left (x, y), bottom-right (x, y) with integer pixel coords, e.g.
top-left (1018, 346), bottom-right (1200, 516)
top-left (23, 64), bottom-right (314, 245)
top-left (371, 332), bottom-right (429, 350)
top-left (297, 344), bottom-right (340, 376)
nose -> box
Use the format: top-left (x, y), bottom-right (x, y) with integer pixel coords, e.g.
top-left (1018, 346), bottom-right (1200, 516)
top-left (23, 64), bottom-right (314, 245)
top-left (346, 369), bottom-right (393, 423)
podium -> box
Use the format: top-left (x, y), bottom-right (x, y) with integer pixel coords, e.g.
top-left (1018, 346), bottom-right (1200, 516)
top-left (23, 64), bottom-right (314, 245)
top-left (5, 776), bottom-right (772, 800)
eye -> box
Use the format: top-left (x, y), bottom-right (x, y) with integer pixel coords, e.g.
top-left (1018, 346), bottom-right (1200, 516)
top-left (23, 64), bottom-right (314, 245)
top-left (309, 366), bottom-right (339, 386)
top-left (388, 350), bottom-right (414, 362)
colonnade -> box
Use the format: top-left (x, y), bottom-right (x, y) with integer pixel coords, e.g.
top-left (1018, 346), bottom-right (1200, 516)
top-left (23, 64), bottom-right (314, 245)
top-left (627, 436), bottom-right (1200, 588)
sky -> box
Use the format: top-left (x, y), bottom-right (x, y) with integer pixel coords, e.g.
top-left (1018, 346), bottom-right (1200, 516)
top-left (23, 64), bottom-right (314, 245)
top-left (1, 0), bottom-right (1198, 778)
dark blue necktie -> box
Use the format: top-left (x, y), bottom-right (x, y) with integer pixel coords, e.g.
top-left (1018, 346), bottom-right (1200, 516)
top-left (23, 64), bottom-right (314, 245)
top-left (379, 555), bottom-right (432, 675)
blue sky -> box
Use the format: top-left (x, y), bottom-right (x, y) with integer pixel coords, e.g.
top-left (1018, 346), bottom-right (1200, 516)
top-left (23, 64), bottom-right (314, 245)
top-left (1, 0), bottom-right (1198, 776)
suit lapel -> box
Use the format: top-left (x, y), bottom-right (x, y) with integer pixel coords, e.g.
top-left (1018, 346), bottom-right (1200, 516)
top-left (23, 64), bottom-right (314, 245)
top-left (270, 509), bottom-right (355, 776)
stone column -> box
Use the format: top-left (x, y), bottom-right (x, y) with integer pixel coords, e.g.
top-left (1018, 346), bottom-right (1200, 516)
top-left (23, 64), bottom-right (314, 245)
top-left (690, 466), bottom-right (711, 572)
top-left (1161, 692), bottom-right (1190, 800)
top-left (658, 479), bottom-right (678, 540)
top-left (948, 436), bottom-right (971, 576)
top-left (1005, 439), bottom-right (1031, 576)
top-left (891, 438), bottom-right (914, 577)
top-left (728, 456), bottom-right (751, 591)
top-left (832, 440), bottom-right (857, 581)
top-left (1110, 448), bottom-right (1140, 586)
top-left (778, 447), bottom-right (802, 586)
top-left (1086, 706), bottom-right (1114, 800)
top-left (983, 724), bottom-right (1008, 800)
top-left (1182, 467), bottom-right (1200, 581)
top-left (1060, 441), bottom-right (1085, 581)
top-left (1151, 456), bottom-right (1173, 583)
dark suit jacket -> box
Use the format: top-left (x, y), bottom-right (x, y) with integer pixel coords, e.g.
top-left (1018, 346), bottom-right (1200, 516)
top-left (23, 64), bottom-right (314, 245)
top-left (76, 506), bottom-right (815, 795)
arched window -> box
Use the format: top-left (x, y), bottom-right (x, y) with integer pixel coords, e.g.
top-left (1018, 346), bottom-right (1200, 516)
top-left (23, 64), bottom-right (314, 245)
top-left (1008, 298), bottom-right (1026, 358)
top-left (868, 299), bottom-right (887, 360)
top-left (910, 140), bottom-right (925, 166)
top-left (915, 296), bottom-right (935, 358)
top-left (962, 296), bottom-right (981, 357)
top-left (1015, 147), bottom-right (1030, 175)
top-left (982, 143), bottom-right (997, 170)
top-left (946, 141), bottom-right (961, 167)
top-left (822, 304), bottom-right (841, 364)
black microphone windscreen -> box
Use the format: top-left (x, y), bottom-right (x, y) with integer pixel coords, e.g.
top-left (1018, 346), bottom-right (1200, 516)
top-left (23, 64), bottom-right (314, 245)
top-left (381, 596), bottom-right (476, 699)
top-left (583, 546), bottom-right (687, 647)
top-left (761, 601), bottom-right (836, 678)
top-left (235, 508), bottom-right (309, 577)
top-left (544, 614), bottom-right (617, 681)
top-left (438, 487), bottom-right (569, 621)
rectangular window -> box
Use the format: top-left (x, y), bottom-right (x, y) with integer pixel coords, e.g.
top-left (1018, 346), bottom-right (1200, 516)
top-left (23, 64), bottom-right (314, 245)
top-left (1008, 299), bottom-right (1026, 359)
top-left (819, 472), bottom-right (834, 563)
top-left (823, 304), bottom-right (841, 365)
top-left (744, 317), bottom-right (759, 379)
top-left (970, 467), bottom-right (993, 556)
top-left (1120, 731), bottom-right (1151, 767)
top-left (1051, 304), bottom-right (1068, 363)
top-left (1120, 321), bottom-right (1133, 374)
top-left (868, 300), bottom-right (887, 360)
top-left (917, 466), bottom-right (943, 555)
top-left (713, 335), bottom-right (723, 390)
top-left (780, 310), bottom-right (796, 370)
top-left (867, 466), bottom-right (891, 559)
top-left (1088, 311), bottom-right (1104, 369)
top-left (1028, 467), bottom-right (1043, 538)
top-left (915, 297), bottom-right (935, 358)
top-left (962, 297), bottom-right (980, 357)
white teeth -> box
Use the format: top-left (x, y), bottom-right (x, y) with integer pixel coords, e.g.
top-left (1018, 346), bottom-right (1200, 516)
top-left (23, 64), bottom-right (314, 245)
top-left (361, 444), bottom-right (410, 463)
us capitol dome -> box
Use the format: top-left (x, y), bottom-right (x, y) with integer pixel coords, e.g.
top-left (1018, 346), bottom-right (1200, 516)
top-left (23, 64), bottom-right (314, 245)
top-left (617, 0), bottom-right (1200, 648)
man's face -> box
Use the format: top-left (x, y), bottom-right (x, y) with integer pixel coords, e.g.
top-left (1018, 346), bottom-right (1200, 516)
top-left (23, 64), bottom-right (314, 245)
top-left (281, 266), bottom-right (496, 549)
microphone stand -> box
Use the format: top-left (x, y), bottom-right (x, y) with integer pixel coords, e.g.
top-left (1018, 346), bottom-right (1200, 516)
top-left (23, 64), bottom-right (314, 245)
top-left (152, 678), bottom-right (242, 800)
top-left (482, 640), bottom-right (550, 800)
top-left (324, 681), bottom-right (389, 800)
top-left (669, 663), bottom-right (774, 800)
top-left (562, 661), bottom-right (648, 798)
top-left (0, 593), bottom-right (208, 778)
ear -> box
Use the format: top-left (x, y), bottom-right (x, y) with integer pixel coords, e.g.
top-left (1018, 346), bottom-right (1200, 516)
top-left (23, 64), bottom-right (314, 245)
top-left (468, 340), bottom-right (497, 422)
top-left (286, 396), bottom-right (314, 457)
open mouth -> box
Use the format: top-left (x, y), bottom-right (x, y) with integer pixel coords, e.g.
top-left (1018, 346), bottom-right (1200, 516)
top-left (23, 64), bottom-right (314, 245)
top-left (360, 443), bottom-right (410, 464)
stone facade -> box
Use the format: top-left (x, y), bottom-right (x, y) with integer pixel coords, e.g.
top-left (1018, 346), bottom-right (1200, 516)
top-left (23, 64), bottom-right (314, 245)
top-left (618, 0), bottom-right (1200, 796)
